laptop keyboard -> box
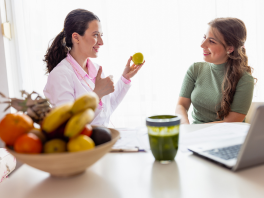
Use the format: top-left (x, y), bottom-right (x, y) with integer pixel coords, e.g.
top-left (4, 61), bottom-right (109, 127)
top-left (205, 144), bottom-right (242, 160)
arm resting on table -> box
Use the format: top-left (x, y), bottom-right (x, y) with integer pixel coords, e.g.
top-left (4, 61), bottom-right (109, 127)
top-left (175, 97), bottom-right (191, 124)
top-left (206, 111), bottom-right (246, 124)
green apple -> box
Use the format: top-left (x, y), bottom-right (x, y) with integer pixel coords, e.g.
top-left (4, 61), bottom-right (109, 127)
top-left (132, 52), bottom-right (144, 65)
top-left (44, 139), bottom-right (66, 153)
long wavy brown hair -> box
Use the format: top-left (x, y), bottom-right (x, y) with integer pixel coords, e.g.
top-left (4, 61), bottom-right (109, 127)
top-left (43, 9), bottom-right (100, 73)
top-left (209, 18), bottom-right (256, 120)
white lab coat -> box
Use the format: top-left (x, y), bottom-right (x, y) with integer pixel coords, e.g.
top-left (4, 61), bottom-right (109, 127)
top-left (43, 58), bottom-right (131, 127)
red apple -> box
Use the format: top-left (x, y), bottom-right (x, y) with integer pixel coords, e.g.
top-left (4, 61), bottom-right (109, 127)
top-left (80, 124), bottom-right (93, 137)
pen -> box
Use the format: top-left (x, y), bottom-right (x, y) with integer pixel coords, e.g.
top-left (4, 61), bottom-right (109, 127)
top-left (110, 147), bottom-right (146, 152)
top-left (110, 148), bottom-right (139, 152)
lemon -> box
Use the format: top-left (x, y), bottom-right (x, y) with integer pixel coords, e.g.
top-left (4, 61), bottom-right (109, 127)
top-left (132, 52), bottom-right (144, 65)
top-left (67, 135), bottom-right (95, 152)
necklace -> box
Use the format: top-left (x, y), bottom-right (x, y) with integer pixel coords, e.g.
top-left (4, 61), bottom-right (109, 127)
top-left (66, 57), bottom-right (116, 128)
top-left (66, 58), bottom-right (94, 91)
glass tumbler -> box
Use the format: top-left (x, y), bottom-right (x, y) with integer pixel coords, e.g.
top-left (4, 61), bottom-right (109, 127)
top-left (146, 115), bottom-right (181, 164)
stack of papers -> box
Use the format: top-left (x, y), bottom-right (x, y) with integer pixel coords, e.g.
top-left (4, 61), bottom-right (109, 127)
top-left (179, 123), bottom-right (250, 152)
top-left (111, 127), bottom-right (149, 152)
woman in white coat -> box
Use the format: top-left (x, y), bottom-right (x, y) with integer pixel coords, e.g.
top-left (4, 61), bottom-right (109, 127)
top-left (43, 9), bottom-right (144, 126)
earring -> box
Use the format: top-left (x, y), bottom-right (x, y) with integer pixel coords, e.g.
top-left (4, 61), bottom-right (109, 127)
top-left (227, 51), bottom-right (230, 54)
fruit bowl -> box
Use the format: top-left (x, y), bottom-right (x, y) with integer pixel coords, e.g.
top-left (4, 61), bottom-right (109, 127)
top-left (6, 127), bottom-right (119, 177)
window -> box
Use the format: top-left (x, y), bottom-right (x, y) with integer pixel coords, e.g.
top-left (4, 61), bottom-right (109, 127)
top-left (4, 0), bottom-right (264, 127)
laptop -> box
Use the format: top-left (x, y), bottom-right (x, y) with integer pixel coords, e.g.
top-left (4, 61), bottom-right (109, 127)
top-left (188, 105), bottom-right (264, 171)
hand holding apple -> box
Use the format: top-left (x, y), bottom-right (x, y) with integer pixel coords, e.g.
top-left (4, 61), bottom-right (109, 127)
top-left (122, 53), bottom-right (145, 80)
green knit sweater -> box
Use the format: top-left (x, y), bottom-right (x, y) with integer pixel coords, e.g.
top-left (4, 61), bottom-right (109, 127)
top-left (180, 62), bottom-right (254, 124)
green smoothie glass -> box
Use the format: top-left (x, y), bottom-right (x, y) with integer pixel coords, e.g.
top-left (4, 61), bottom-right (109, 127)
top-left (146, 115), bottom-right (181, 164)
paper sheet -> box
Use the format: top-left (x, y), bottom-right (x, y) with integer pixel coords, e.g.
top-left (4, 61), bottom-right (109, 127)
top-left (0, 148), bottom-right (16, 183)
top-left (179, 123), bottom-right (250, 152)
top-left (111, 127), bottom-right (150, 152)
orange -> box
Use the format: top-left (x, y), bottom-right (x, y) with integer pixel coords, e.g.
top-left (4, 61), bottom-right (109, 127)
top-left (14, 133), bottom-right (42, 154)
top-left (0, 113), bottom-right (34, 146)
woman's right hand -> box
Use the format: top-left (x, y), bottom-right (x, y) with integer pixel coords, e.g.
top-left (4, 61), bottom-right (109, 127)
top-left (175, 97), bottom-right (191, 124)
top-left (93, 66), bottom-right (115, 99)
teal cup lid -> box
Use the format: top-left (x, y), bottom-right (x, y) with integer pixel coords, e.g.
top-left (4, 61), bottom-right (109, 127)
top-left (146, 115), bottom-right (181, 127)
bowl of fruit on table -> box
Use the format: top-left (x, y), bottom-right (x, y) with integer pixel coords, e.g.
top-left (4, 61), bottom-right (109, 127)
top-left (0, 91), bottom-right (120, 177)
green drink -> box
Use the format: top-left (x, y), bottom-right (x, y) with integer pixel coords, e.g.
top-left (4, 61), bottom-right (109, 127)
top-left (146, 115), bottom-right (181, 163)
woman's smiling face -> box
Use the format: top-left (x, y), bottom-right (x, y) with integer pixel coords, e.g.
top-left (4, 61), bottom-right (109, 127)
top-left (78, 20), bottom-right (104, 58)
top-left (201, 26), bottom-right (228, 65)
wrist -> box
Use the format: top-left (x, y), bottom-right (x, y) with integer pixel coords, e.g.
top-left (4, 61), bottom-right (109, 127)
top-left (122, 74), bottom-right (130, 80)
top-left (181, 118), bottom-right (190, 124)
top-left (121, 75), bottom-right (131, 84)
top-left (93, 90), bottom-right (102, 100)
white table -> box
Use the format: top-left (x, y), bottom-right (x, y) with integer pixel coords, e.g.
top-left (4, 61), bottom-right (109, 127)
top-left (1, 124), bottom-right (264, 198)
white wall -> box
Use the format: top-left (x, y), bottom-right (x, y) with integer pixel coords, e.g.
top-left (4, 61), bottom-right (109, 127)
top-left (0, 10), bottom-right (10, 147)
top-left (11, 0), bottom-right (264, 128)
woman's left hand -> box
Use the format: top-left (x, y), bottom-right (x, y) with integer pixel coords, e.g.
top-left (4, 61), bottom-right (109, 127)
top-left (122, 56), bottom-right (145, 80)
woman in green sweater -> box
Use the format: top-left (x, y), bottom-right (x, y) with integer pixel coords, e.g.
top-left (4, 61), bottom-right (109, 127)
top-left (176, 18), bottom-right (255, 124)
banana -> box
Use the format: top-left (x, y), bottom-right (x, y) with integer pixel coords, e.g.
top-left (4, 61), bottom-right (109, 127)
top-left (64, 108), bottom-right (95, 138)
top-left (42, 102), bottom-right (73, 133)
top-left (71, 92), bottom-right (99, 114)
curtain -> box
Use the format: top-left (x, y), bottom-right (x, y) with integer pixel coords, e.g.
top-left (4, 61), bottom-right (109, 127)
top-left (10, 0), bottom-right (264, 127)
